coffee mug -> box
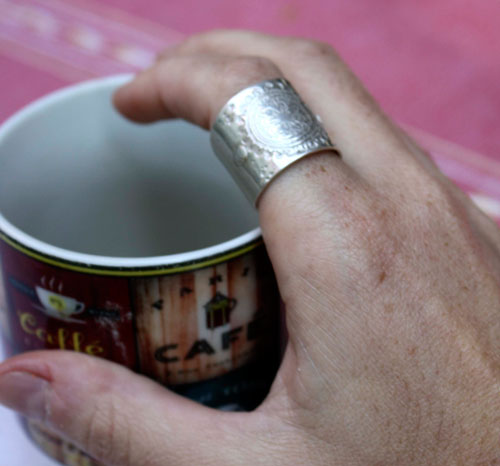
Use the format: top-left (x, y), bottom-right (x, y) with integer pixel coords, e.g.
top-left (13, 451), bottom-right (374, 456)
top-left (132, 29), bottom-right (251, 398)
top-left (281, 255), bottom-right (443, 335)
top-left (0, 75), bottom-right (281, 466)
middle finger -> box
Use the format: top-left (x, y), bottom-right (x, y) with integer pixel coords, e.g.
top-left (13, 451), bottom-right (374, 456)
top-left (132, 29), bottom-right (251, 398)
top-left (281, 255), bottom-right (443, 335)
top-left (164, 30), bottom-right (422, 182)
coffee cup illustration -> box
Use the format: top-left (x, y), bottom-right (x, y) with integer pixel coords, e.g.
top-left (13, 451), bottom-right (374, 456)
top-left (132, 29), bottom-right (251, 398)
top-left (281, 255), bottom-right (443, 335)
top-left (35, 286), bottom-right (85, 320)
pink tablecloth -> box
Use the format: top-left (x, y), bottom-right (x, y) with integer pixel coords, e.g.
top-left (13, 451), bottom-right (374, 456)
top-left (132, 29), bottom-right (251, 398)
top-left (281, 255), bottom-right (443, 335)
top-left (2, 0), bottom-right (500, 159)
top-left (0, 0), bottom-right (499, 464)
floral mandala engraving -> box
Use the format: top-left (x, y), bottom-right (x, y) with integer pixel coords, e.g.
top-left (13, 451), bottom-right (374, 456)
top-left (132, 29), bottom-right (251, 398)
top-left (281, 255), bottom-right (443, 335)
top-left (211, 79), bottom-right (338, 203)
top-left (246, 89), bottom-right (320, 150)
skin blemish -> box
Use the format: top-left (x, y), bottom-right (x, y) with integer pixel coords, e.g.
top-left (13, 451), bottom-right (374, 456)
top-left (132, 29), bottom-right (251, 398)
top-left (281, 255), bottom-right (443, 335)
top-left (384, 304), bottom-right (394, 314)
top-left (379, 271), bottom-right (387, 284)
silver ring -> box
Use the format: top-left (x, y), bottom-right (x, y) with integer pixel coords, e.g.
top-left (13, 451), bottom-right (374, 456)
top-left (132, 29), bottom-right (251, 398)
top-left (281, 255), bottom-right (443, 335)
top-left (210, 78), bottom-right (340, 205)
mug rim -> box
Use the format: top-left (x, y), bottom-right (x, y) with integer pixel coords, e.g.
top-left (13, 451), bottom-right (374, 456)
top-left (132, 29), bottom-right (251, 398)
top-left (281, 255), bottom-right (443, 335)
top-left (0, 74), bottom-right (262, 276)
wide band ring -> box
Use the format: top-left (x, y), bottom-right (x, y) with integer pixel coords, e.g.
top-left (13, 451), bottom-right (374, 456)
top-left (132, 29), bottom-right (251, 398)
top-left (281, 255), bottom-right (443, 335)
top-left (210, 78), bottom-right (340, 205)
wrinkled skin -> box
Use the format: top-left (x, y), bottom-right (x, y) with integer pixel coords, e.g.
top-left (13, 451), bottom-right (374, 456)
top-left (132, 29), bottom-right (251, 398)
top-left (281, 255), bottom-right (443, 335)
top-left (1, 30), bottom-right (500, 466)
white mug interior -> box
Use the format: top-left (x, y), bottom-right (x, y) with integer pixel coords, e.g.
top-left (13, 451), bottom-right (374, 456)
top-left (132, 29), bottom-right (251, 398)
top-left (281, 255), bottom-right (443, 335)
top-left (0, 76), bottom-right (260, 261)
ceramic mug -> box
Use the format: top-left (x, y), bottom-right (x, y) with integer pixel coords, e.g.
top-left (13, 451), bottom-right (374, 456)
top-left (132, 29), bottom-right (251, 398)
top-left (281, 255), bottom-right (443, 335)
top-left (0, 75), bottom-right (281, 466)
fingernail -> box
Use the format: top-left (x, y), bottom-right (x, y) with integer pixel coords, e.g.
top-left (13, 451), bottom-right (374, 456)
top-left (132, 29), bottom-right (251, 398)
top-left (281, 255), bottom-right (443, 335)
top-left (0, 371), bottom-right (49, 420)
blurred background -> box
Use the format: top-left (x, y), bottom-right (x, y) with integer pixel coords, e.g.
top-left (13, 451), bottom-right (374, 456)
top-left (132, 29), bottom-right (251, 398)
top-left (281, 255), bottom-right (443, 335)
top-left (1, 0), bottom-right (500, 158)
top-left (0, 0), bottom-right (499, 464)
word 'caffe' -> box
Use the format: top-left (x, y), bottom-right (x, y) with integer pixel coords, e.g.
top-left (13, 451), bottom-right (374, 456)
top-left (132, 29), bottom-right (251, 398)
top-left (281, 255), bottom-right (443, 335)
top-left (18, 311), bottom-right (104, 355)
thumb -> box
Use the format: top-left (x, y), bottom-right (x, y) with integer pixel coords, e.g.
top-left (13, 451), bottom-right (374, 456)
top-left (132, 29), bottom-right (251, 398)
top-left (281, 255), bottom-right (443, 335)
top-left (0, 351), bottom-right (259, 466)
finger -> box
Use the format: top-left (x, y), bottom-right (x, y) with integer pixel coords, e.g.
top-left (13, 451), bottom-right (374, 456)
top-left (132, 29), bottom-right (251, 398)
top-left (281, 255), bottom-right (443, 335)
top-left (157, 30), bottom-right (429, 175)
top-left (114, 53), bottom-right (282, 127)
top-left (0, 351), bottom-right (268, 466)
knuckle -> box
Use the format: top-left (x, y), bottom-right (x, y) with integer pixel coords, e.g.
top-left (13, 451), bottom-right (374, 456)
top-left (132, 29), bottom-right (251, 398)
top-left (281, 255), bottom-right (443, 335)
top-left (83, 396), bottom-right (133, 466)
top-left (176, 33), bottom-right (206, 53)
top-left (222, 56), bottom-right (280, 83)
top-left (155, 49), bottom-right (169, 62)
top-left (286, 38), bottom-right (337, 60)
top-left (426, 181), bottom-right (460, 213)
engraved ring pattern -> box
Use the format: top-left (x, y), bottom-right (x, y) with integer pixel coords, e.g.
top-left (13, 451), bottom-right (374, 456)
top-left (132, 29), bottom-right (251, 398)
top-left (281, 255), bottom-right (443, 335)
top-left (210, 79), bottom-right (340, 205)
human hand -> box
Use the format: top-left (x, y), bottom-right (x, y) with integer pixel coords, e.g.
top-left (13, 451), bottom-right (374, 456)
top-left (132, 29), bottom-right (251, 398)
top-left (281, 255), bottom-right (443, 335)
top-left (1, 30), bottom-right (500, 465)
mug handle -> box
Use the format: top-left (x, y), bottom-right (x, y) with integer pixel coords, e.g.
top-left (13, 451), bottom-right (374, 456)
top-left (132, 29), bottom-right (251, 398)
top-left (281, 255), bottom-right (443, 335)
top-left (75, 302), bottom-right (85, 313)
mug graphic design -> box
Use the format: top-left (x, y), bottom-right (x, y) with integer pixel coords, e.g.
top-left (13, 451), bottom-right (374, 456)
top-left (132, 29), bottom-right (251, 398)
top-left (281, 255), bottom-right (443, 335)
top-left (35, 286), bottom-right (86, 320)
top-left (0, 75), bottom-right (281, 466)
top-left (204, 291), bottom-right (237, 329)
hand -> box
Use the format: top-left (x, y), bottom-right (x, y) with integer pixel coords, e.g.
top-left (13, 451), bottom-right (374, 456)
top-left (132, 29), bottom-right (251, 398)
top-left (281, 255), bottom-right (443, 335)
top-left (1, 30), bottom-right (500, 465)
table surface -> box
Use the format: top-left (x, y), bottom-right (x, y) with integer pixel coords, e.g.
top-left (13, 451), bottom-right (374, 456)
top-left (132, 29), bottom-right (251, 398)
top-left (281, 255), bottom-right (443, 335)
top-left (1, 0), bottom-right (500, 464)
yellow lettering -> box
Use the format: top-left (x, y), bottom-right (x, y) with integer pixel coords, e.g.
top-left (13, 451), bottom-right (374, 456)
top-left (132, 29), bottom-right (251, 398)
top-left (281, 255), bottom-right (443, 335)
top-left (20, 312), bottom-right (37, 335)
top-left (85, 343), bottom-right (104, 356)
top-left (72, 332), bottom-right (84, 353)
top-left (57, 328), bottom-right (68, 350)
top-left (18, 311), bottom-right (104, 356)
